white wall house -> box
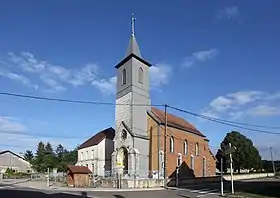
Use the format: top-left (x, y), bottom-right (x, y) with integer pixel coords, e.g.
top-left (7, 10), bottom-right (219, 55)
top-left (76, 127), bottom-right (115, 177)
top-left (0, 150), bottom-right (33, 173)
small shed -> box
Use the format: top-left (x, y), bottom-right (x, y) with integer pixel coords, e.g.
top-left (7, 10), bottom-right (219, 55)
top-left (67, 165), bottom-right (92, 187)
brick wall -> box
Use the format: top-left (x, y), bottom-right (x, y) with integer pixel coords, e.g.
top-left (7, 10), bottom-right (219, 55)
top-left (147, 116), bottom-right (216, 178)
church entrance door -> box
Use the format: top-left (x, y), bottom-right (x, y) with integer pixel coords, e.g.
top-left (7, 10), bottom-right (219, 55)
top-left (121, 147), bottom-right (128, 174)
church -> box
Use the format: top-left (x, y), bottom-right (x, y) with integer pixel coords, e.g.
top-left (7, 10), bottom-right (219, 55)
top-left (77, 16), bottom-right (216, 179)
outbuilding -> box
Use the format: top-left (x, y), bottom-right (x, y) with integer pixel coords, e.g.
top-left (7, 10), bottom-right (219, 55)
top-left (67, 165), bottom-right (92, 187)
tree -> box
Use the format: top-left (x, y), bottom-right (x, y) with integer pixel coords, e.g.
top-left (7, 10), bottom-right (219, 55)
top-left (216, 131), bottom-right (262, 173)
top-left (32, 141), bottom-right (47, 172)
top-left (55, 144), bottom-right (67, 172)
top-left (27, 142), bottom-right (78, 173)
top-left (23, 150), bottom-right (34, 163)
top-left (44, 142), bottom-right (56, 169)
top-left (5, 168), bottom-right (14, 175)
top-left (215, 149), bottom-right (228, 173)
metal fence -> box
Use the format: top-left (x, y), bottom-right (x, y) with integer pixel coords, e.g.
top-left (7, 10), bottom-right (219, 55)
top-left (90, 170), bottom-right (165, 189)
top-left (31, 172), bottom-right (67, 184)
top-left (101, 170), bottom-right (163, 179)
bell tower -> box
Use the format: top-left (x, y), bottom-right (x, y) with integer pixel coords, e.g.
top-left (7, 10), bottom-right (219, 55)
top-left (113, 14), bottom-right (151, 177)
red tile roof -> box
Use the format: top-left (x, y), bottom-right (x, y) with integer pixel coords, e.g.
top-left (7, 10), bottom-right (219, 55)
top-left (67, 165), bottom-right (92, 174)
top-left (151, 107), bottom-right (205, 137)
top-left (79, 127), bottom-right (115, 149)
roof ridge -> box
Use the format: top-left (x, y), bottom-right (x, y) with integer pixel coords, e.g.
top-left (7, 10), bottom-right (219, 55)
top-left (150, 107), bottom-right (205, 137)
top-left (78, 127), bottom-right (115, 149)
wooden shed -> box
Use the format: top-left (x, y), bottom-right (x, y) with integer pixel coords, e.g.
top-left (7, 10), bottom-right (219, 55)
top-left (67, 165), bottom-right (92, 187)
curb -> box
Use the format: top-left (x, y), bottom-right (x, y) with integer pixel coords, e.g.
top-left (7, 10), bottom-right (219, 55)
top-left (13, 184), bottom-right (166, 192)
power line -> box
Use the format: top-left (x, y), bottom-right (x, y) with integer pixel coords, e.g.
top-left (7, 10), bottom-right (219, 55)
top-left (1, 91), bottom-right (279, 130)
top-left (0, 130), bottom-right (88, 139)
top-left (0, 143), bottom-right (75, 151)
top-left (0, 92), bottom-right (164, 107)
top-left (168, 105), bottom-right (280, 129)
top-left (1, 91), bottom-right (280, 135)
top-left (168, 105), bottom-right (280, 135)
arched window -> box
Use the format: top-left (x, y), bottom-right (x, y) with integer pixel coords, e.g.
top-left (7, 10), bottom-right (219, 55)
top-left (122, 69), bottom-right (126, 85)
top-left (138, 67), bottom-right (143, 84)
top-left (170, 136), bottom-right (174, 153)
top-left (190, 155), bottom-right (194, 170)
top-left (195, 142), bottom-right (199, 156)
top-left (184, 140), bottom-right (188, 155)
top-left (177, 153), bottom-right (182, 167)
top-left (202, 157), bottom-right (206, 177)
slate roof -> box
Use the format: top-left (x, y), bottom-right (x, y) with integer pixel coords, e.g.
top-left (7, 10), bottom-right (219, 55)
top-left (150, 107), bottom-right (205, 137)
top-left (115, 34), bottom-right (152, 69)
top-left (67, 165), bottom-right (92, 174)
top-left (78, 127), bottom-right (115, 149)
top-left (126, 35), bottom-right (142, 57)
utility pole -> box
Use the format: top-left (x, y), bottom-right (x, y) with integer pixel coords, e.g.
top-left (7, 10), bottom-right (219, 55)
top-left (163, 104), bottom-right (168, 186)
top-left (270, 147), bottom-right (276, 175)
top-left (221, 158), bottom-right (224, 196)
top-left (47, 167), bottom-right (50, 188)
top-left (229, 143), bottom-right (234, 194)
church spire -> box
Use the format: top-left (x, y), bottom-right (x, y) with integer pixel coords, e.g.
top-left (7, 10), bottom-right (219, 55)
top-left (126, 13), bottom-right (142, 58)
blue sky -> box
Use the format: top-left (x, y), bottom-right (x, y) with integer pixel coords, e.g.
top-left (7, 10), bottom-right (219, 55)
top-left (0, 0), bottom-right (280, 160)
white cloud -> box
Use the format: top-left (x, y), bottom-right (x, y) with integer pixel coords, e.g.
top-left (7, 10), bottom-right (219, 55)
top-left (227, 91), bottom-right (264, 105)
top-left (0, 69), bottom-right (38, 89)
top-left (210, 96), bottom-right (233, 111)
top-left (202, 91), bottom-right (280, 120)
top-left (150, 64), bottom-right (172, 88)
top-left (248, 105), bottom-right (280, 116)
top-left (0, 133), bottom-right (78, 152)
top-left (1, 52), bottom-right (101, 92)
top-left (217, 6), bottom-right (240, 21)
top-left (192, 49), bottom-right (218, 62)
top-left (40, 75), bottom-right (67, 92)
top-left (1, 52), bottom-right (171, 94)
top-left (183, 49), bottom-right (218, 68)
top-left (69, 64), bottom-right (99, 86)
top-left (201, 109), bottom-right (219, 119)
top-left (92, 76), bottom-right (117, 94)
top-left (89, 64), bottom-right (172, 94)
top-left (0, 117), bottom-right (27, 133)
top-left (0, 116), bottom-right (79, 152)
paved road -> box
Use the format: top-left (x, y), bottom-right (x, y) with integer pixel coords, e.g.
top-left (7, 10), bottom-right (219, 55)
top-left (2, 177), bottom-right (279, 198)
top-left (0, 183), bottom-right (221, 198)
top-left (171, 177), bottom-right (280, 197)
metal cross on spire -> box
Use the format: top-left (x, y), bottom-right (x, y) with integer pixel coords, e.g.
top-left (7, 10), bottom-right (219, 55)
top-left (131, 13), bottom-right (136, 36)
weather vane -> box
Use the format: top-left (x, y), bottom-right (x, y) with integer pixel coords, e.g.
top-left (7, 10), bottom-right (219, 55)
top-left (131, 13), bottom-right (136, 36)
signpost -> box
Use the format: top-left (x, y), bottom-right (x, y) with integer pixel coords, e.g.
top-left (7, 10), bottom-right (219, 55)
top-left (221, 143), bottom-right (236, 195)
top-left (46, 167), bottom-right (50, 188)
top-left (229, 143), bottom-right (235, 194)
top-left (221, 158), bottom-right (223, 196)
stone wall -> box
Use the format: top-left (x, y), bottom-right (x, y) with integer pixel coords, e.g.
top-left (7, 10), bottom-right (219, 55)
top-left (167, 173), bottom-right (275, 186)
top-left (223, 173), bottom-right (274, 181)
top-left (97, 178), bottom-right (164, 188)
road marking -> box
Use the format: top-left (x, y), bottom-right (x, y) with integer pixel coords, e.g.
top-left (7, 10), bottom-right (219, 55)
top-left (195, 190), bottom-right (220, 197)
top-left (190, 190), bottom-right (201, 192)
top-left (0, 186), bottom-right (15, 189)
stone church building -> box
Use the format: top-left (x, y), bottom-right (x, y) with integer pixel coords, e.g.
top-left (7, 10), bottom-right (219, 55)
top-left (78, 17), bottom-right (216, 179)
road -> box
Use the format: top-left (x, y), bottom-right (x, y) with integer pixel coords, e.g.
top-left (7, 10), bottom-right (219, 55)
top-left (2, 177), bottom-right (279, 198)
top-left (171, 177), bottom-right (280, 197)
top-left (0, 182), bottom-right (221, 198)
